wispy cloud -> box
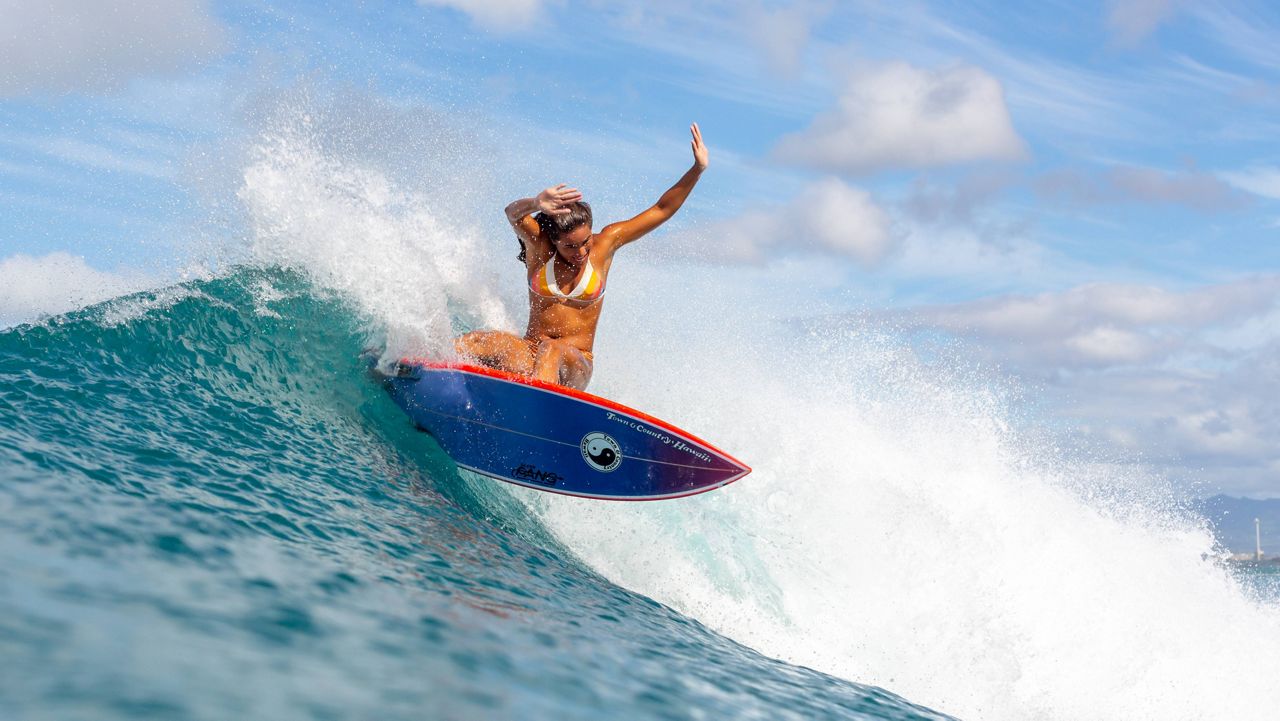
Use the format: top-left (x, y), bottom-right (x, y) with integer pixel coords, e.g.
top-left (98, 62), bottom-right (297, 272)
top-left (37, 136), bottom-right (176, 180)
top-left (1036, 164), bottom-right (1250, 212)
top-left (1106, 0), bottom-right (1180, 46)
top-left (415, 0), bottom-right (553, 31)
top-left (1220, 166), bottom-right (1280, 200)
top-left (0, 0), bottom-right (227, 97)
top-left (743, 0), bottom-right (833, 77)
top-left (0, 121), bottom-right (192, 181)
top-left (578, 1), bottom-right (831, 118)
top-left (1190, 3), bottom-right (1280, 73)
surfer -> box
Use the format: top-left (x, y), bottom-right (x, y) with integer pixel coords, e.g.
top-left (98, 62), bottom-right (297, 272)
top-left (454, 123), bottom-right (709, 390)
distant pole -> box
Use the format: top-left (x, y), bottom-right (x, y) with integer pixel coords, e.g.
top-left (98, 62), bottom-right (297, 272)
top-left (1257, 518), bottom-right (1264, 562)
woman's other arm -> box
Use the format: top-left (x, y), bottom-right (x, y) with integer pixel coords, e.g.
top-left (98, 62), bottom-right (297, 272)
top-left (601, 124), bottom-right (708, 249)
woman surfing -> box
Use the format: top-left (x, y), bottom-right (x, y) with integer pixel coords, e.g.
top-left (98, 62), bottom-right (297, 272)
top-left (455, 123), bottom-right (709, 391)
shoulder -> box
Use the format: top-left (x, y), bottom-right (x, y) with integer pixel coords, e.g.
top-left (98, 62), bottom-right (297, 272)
top-left (596, 221), bottom-right (631, 253)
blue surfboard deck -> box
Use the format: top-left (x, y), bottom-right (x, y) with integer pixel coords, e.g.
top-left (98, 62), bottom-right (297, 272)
top-left (377, 359), bottom-right (750, 500)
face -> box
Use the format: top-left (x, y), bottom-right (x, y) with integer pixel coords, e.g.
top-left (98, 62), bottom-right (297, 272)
top-left (554, 225), bottom-right (593, 264)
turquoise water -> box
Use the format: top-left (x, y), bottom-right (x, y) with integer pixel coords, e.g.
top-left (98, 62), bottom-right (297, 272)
top-left (1235, 564), bottom-right (1280, 603)
top-left (0, 269), bottom-right (952, 721)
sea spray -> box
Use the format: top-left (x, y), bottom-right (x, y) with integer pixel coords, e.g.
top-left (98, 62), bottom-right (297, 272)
top-left (520, 299), bottom-right (1280, 721)
top-left (236, 96), bottom-right (517, 360)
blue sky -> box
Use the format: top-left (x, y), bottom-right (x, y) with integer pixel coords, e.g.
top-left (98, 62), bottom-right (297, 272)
top-left (2, 0), bottom-right (1278, 496)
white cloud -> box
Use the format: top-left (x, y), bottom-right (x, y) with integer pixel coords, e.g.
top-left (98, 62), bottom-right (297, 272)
top-left (877, 171), bottom-right (1076, 287)
top-left (1220, 166), bottom-right (1280, 200)
top-left (0, 252), bottom-right (149, 327)
top-left (883, 276), bottom-right (1280, 495)
top-left (1107, 0), bottom-right (1179, 46)
top-left (890, 276), bottom-right (1280, 369)
top-left (0, 0), bottom-right (227, 97)
top-left (1052, 351), bottom-right (1280, 496)
top-left (892, 225), bottom-right (1052, 283)
top-left (677, 177), bottom-right (894, 265)
top-left (416, 0), bottom-right (549, 31)
top-left (773, 61), bottom-right (1027, 176)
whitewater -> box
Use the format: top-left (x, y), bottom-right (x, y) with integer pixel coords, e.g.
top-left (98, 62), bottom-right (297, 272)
top-left (3, 105), bottom-right (1279, 721)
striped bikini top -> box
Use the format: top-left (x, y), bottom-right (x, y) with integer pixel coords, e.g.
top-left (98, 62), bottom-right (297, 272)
top-left (530, 254), bottom-right (606, 303)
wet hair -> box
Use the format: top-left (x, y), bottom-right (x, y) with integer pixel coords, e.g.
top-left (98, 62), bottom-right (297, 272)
top-left (516, 201), bottom-right (593, 264)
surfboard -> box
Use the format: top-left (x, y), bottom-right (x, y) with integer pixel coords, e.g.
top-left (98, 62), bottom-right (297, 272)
top-left (377, 359), bottom-right (750, 500)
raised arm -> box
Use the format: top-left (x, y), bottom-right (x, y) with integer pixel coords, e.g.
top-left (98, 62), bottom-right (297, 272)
top-left (601, 123), bottom-right (708, 249)
top-left (507, 184), bottom-right (583, 248)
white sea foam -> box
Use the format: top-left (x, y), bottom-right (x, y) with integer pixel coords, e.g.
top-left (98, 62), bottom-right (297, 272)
top-left (522, 286), bottom-right (1280, 721)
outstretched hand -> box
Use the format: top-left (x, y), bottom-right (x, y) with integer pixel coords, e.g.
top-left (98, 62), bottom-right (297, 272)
top-left (537, 184), bottom-right (582, 216)
top-left (690, 123), bottom-right (708, 170)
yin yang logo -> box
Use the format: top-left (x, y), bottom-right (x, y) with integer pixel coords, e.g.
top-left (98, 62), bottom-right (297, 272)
top-left (580, 432), bottom-right (622, 472)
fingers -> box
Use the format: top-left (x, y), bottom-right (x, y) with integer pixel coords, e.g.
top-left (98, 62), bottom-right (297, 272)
top-left (546, 183), bottom-right (582, 200)
top-left (691, 122), bottom-right (703, 144)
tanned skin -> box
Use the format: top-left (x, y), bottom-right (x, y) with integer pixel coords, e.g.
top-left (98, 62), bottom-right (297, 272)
top-left (455, 123), bottom-right (709, 390)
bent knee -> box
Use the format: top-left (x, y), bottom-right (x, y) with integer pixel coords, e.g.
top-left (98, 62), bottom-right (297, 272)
top-left (455, 331), bottom-right (497, 356)
top-left (454, 332), bottom-right (479, 353)
top-left (535, 338), bottom-right (573, 358)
